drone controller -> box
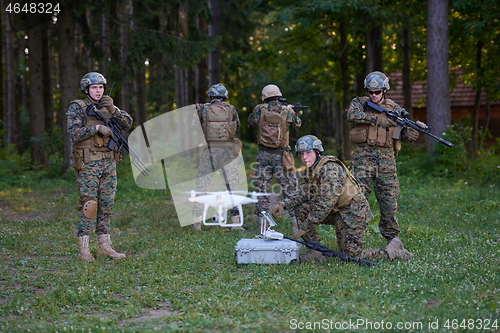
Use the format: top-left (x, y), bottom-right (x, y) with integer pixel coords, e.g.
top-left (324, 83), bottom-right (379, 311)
top-left (260, 211), bottom-right (284, 240)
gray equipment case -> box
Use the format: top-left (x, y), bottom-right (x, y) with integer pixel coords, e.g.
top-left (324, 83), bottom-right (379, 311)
top-left (235, 238), bottom-right (301, 264)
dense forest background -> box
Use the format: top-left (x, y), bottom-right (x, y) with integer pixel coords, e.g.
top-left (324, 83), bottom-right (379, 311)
top-left (1, 0), bottom-right (499, 174)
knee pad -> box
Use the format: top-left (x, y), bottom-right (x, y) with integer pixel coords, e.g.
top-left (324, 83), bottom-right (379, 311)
top-left (82, 199), bottom-right (98, 219)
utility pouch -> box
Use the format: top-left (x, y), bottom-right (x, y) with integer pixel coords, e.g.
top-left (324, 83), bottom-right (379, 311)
top-left (71, 149), bottom-right (85, 171)
top-left (367, 126), bottom-right (378, 145)
top-left (350, 127), bottom-right (368, 143)
top-left (282, 150), bottom-right (295, 172)
top-left (376, 127), bottom-right (386, 147)
top-left (233, 138), bottom-right (243, 156)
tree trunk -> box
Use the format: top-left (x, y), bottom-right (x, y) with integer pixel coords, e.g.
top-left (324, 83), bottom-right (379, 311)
top-left (118, 0), bottom-right (132, 114)
top-left (42, 25), bottom-right (54, 132)
top-left (58, 9), bottom-right (79, 173)
top-left (365, 17), bottom-right (383, 73)
top-left (471, 41), bottom-right (483, 158)
top-left (102, 10), bottom-right (110, 73)
top-left (208, 0), bottom-right (221, 85)
top-left (196, 18), bottom-right (208, 102)
top-left (134, 68), bottom-right (147, 126)
top-left (28, 18), bottom-right (48, 168)
top-left (339, 21), bottom-right (351, 161)
top-left (426, 0), bottom-right (450, 154)
top-left (482, 99), bottom-right (490, 140)
top-left (0, 9), bottom-right (4, 137)
top-left (5, 10), bottom-right (21, 149)
top-left (402, 25), bottom-right (413, 118)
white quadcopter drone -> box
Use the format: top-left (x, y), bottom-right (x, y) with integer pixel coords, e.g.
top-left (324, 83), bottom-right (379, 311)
top-left (187, 190), bottom-right (270, 227)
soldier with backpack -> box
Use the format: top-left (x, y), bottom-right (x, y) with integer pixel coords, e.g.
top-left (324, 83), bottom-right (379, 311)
top-left (191, 83), bottom-right (243, 230)
top-left (248, 84), bottom-right (301, 231)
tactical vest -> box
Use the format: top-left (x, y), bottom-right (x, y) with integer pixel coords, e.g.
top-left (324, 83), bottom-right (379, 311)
top-left (70, 98), bottom-right (118, 166)
top-left (350, 97), bottom-right (402, 153)
top-left (257, 103), bottom-right (289, 148)
top-left (200, 100), bottom-right (237, 142)
top-left (308, 156), bottom-right (363, 209)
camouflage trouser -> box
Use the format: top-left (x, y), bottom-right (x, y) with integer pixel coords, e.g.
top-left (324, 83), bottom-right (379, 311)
top-left (296, 195), bottom-right (388, 261)
top-left (252, 149), bottom-right (297, 216)
top-left (192, 146), bottom-right (240, 217)
top-left (76, 158), bottom-right (117, 237)
top-left (351, 144), bottom-right (400, 241)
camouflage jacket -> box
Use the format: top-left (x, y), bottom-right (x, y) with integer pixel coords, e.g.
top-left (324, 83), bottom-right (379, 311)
top-left (283, 156), bottom-right (347, 227)
top-left (66, 97), bottom-right (133, 144)
top-left (347, 96), bottom-right (416, 143)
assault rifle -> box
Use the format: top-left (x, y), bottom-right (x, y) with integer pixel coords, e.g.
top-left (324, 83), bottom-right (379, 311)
top-left (364, 100), bottom-right (453, 147)
top-left (278, 97), bottom-right (309, 110)
top-left (86, 104), bottom-right (150, 177)
top-left (283, 236), bottom-right (378, 267)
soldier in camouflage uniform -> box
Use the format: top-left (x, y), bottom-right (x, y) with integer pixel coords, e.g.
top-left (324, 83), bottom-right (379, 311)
top-left (67, 72), bottom-right (132, 262)
top-left (272, 135), bottom-right (412, 262)
top-left (248, 84), bottom-right (301, 231)
top-left (191, 83), bottom-right (243, 230)
top-left (347, 71), bottom-right (423, 245)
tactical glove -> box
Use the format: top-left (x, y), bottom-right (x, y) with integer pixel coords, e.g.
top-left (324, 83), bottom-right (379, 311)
top-left (291, 229), bottom-right (306, 240)
top-left (100, 96), bottom-right (117, 114)
top-left (97, 125), bottom-right (113, 137)
top-left (404, 127), bottom-right (419, 141)
top-left (272, 202), bottom-right (284, 219)
top-left (375, 117), bottom-right (397, 128)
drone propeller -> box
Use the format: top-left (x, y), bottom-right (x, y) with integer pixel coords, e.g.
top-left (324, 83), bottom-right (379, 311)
top-left (231, 191), bottom-right (272, 197)
top-left (179, 190), bottom-right (216, 196)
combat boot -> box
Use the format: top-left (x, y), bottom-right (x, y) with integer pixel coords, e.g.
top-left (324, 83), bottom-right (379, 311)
top-left (290, 216), bottom-right (298, 233)
top-left (98, 234), bottom-right (126, 260)
top-left (231, 215), bottom-right (245, 231)
top-left (385, 238), bottom-right (412, 261)
top-left (77, 235), bottom-right (95, 262)
top-left (192, 216), bottom-right (202, 231)
top-left (300, 249), bottom-right (325, 263)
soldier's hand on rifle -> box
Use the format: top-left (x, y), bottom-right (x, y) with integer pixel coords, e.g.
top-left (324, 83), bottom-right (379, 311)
top-left (100, 96), bottom-right (117, 114)
top-left (403, 127), bottom-right (419, 141)
top-left (375, 117), bottom-right (397, 128)
top-left (272, 202), bottom-right (285, 219)
top-left (291, 229), bottom-right (306, 240)
top-left (97, 125), bottom-right (113, 137)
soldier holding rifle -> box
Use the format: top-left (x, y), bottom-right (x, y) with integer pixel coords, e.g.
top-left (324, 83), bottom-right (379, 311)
top-left (67, 72), bottom-right (132, 262)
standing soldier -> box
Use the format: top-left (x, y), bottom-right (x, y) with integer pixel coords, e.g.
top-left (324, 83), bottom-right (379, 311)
top-left (67, 72), bottom-right (132, 262)
top-left (191, 83), bottom-right (243, 231)
top-left (272, 135), bottom-right (412, 262)
top-left (347, 71), bottom-right (422, 245)
top-left (248, 84), bottom-right (301, 231)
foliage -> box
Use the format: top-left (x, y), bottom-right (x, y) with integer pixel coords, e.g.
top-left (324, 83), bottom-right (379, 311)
top-left (397, 120), bottom-right (500, 186)
top-left (0, 158), bottom-right (499, 332)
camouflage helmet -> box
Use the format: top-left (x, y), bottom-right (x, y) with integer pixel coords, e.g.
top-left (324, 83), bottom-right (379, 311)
top-left (295, 135), bottom-right (324, 155)
top-left (364, 71), bottom-right (390, 90)
top-left (80, 72), bottom-right (107, 91)
top-left (208, 83), bottom-right (228, 99)
top-left (261, 84), bottom-right (282, 101)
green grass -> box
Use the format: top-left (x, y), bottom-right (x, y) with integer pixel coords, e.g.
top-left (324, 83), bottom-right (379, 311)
top-left (0, 158), bottom-right (499, 332)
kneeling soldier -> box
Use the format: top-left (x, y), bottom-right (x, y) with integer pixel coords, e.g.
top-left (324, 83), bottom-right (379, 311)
top-left (272, 135), bottom-right (412, 262)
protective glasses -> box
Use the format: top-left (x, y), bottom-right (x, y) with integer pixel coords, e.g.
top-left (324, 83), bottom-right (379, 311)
top-left (368, 90), bottom-right (383, 96)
